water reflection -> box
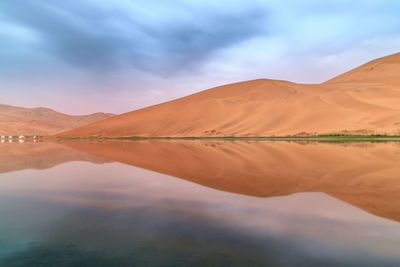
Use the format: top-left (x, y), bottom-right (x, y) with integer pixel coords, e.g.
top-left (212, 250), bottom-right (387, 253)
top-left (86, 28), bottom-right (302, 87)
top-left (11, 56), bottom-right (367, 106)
top-left (58, 140), bottom-right (400, 222)
top-left (0, 141), bottom-right (110, 174)
top-left (0, 140), bottom-right (399, 266)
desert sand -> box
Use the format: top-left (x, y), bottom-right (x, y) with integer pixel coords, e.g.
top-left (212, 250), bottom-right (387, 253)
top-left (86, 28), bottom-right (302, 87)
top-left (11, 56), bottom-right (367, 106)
top-left (58, 139), bottom-right (400, 222)
top-left (57, 52), bottom-right (400, 138)
top-left (0, 104), bottom-right (114, 136)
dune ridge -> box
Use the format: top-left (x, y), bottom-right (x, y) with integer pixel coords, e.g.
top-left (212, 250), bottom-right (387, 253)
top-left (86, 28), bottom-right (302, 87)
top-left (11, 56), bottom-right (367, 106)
top-left (0, 104), bottom-right (114, 136)
top-left (57, 53), bottom-right (400, 138)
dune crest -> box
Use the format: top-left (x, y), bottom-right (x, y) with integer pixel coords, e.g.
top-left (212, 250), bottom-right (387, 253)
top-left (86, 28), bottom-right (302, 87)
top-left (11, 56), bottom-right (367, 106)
top-left (57, 53), bottom-right (400, 138)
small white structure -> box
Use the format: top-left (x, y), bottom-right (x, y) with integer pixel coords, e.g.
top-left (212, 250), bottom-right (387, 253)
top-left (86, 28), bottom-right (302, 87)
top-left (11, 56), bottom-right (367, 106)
top-left (1, 136), bottom-right (5, 140)
top-left (1, 139), bottom-right (4, 144)
top-left (8, 136), bottom-right (13, 140)
top-left (19, 135), bottom-right (25, 140)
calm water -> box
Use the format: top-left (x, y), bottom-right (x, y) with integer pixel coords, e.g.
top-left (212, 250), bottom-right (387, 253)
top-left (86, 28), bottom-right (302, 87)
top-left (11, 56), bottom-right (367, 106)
top-left (0, 140), bottom-right (399, 266)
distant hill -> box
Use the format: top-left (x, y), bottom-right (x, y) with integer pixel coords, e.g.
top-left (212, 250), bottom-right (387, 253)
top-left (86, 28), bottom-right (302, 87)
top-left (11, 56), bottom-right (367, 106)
top-left (57, 52), bottom-right (400, 137)
top-left (0, 104), bottom-right (114, 136)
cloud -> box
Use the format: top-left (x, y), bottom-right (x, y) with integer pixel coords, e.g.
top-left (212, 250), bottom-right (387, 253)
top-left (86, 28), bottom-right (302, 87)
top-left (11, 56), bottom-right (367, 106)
top-left (0, 0), bottom-right (268, 76)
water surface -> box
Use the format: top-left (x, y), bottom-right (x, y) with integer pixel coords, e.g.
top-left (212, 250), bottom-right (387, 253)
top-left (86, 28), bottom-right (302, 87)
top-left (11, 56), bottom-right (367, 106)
top-left (0, 140), bottom-right (399, 266)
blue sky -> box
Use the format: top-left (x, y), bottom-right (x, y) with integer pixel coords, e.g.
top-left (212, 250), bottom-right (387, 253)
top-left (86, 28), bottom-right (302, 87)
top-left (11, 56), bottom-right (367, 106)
top-left (1, 0), bottom-right (400, 114)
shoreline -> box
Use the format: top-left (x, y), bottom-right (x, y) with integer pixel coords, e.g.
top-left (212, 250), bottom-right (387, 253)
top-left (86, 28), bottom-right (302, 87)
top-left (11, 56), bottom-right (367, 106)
top-left (50, 135), bottom-right (400, 141)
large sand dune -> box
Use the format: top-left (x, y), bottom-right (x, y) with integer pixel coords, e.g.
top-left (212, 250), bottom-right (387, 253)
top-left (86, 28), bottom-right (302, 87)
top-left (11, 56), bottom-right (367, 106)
top-left (57, 53), bottom-right (400, 138)
top-left (0, 104), bottom-right (114, 136)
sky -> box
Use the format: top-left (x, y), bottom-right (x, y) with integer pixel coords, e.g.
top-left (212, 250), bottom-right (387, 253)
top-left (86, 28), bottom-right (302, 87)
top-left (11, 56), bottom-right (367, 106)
top-left (1, 0), bottom-right (400, 115)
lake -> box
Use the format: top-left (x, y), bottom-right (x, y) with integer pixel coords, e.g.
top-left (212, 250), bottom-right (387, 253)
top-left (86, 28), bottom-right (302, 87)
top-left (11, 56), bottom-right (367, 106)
top-left (0, 140), bottom-right (399, 266)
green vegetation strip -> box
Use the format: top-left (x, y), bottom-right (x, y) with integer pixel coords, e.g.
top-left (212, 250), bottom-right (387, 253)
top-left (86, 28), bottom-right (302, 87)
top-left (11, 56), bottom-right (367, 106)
top-left (52, 134), bottom-right (400, 141)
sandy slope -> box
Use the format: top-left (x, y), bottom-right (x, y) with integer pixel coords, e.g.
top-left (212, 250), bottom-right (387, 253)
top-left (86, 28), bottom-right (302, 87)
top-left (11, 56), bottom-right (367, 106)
top-left (58, 139), bottom-right (400, 222)
top-left (57, 53), bottom-right (400, 138)
top-left (325, 52), bottom-right (400, 85)
top-left (0, 104), bottom-right (114, 136)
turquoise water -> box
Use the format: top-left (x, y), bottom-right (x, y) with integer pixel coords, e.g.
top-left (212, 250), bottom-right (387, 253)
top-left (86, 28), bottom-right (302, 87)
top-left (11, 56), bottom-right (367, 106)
top-left (0, 141), bottom-right (399, 266)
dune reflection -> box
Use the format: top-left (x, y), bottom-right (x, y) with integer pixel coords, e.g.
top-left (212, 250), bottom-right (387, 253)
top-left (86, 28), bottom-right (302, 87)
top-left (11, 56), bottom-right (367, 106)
top-left (57, 140), bottom-right (400, 222)
top-left (0, 142), bottom-right (110, 174)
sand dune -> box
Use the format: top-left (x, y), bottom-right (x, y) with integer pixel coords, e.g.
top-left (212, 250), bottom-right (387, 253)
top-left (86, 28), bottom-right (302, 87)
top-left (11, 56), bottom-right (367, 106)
top-left (0, 104), bottom-right (114, 136)
top-left (58, 140), bottom-right (400, 222)
top-left (57, 53), bottom-right (400, 138)
top-left (325, 52), bottom-right (400, 85)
